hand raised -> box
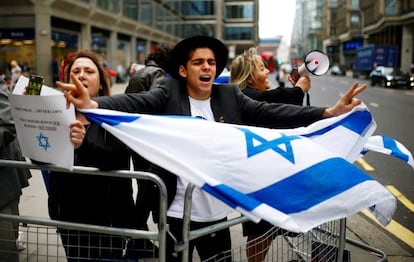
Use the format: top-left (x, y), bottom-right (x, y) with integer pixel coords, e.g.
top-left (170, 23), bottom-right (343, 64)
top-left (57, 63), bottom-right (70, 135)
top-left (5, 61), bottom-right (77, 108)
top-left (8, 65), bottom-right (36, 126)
top-left (324, 82), bottom-right (367, 117)
top-left (56, 73), bottom-right (98, 109)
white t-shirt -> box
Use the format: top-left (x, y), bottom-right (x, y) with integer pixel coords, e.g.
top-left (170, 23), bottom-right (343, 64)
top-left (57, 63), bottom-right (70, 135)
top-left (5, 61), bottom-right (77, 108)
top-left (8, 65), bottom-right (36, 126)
top-left (166, 97), bottom-right (232, 222)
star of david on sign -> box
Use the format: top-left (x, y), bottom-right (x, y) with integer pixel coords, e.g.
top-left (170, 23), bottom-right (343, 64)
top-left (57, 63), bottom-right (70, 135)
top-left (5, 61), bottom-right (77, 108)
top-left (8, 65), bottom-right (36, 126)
top-left (237, 128), bottom-right (301, 164)
top-left (37, 132), bottom-right (51, 151)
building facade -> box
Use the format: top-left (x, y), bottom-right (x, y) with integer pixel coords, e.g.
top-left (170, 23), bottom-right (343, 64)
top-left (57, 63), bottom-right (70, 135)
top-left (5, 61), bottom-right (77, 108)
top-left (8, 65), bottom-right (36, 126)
top-left (293, 0), bottom-right (414, 74)
top-left (291, 0), bottom-right (325, 65)
top-left (0, 0), bottom-right (258, 85)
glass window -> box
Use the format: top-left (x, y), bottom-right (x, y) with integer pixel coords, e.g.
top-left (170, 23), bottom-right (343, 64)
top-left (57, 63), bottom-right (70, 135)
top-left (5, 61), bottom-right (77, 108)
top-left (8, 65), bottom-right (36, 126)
top-left (155, 4), bottom-right (164, 31)
top-left (96, 0), bottom-right (120, 13)
top-left (182, 24), bottom-right (215, 38)
top-left (385, 0), bottom-right (397, 15)
top-left (401, 0), bottom-right (412, 13)
top-left (182, 0), bottom-right (215, 16)
top-left (224, 3), bottom-right (253, 19)
top-left (165, 12), bottom-right (179, 37)
top-left (350, 13), bottom-right (359, 29)
top-left (350, 0), bottom-right (359, 9)
top-left (52, 31), bottom-right (78, 50)
top-left (224, 26), bottom-right (253, 41)
top-left (139, 0), bottom-right (152, 25)
top-left (0, 29), bottom-right (36, 74)
top-left (91, 33), bottom-right (109, 61)
top-left (123, 0), bottom-right (137, 20)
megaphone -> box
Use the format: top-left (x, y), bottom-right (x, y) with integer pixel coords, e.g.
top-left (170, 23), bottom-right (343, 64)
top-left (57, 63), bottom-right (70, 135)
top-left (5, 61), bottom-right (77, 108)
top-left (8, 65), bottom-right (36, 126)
top-left (290, 50), bottom-right (330, 81)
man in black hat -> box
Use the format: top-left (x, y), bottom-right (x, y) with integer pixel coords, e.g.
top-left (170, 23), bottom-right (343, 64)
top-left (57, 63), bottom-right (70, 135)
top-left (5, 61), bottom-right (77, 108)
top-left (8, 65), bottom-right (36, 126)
top-left (58, 35), bottom-right (367, 261)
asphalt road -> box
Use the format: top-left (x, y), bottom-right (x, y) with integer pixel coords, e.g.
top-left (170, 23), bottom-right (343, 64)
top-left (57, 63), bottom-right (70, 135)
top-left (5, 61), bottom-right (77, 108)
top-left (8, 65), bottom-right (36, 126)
top-left (294, 72), bottom-right (414, 261)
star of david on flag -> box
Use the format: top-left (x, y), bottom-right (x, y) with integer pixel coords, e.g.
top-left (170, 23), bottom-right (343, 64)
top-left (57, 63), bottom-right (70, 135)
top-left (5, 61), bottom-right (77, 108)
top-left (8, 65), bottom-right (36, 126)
top-left (80, 103), bottom-right (412, 232)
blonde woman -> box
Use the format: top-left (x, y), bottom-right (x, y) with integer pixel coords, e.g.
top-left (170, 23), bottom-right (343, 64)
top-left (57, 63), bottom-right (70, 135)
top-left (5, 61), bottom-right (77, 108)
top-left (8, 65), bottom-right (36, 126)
top-left (231, 47), bottom-right (311, 106)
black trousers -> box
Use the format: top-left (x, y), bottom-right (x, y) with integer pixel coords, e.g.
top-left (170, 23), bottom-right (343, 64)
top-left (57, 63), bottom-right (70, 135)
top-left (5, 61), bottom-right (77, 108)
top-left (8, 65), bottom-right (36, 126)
top-left (166, 216), bottom-right (232, 262)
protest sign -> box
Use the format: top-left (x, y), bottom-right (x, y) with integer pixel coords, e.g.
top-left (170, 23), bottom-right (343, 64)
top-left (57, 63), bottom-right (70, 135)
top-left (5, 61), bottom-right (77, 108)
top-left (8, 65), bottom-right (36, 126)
top-left (10, 76), bottom-right (75, 169)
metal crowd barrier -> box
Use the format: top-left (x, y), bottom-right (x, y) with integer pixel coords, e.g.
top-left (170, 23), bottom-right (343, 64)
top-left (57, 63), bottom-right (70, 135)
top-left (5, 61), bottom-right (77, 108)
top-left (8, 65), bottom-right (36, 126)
top-left (0, 159), bottom-right (168, 261)
top-left (179, 185), bottom-right (387, 262)
top-left (0, 159), bottom-right (387, 262)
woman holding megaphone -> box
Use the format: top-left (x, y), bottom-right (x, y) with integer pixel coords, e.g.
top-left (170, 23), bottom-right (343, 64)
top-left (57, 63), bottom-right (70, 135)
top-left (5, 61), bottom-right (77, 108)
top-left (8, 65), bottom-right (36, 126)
top-left (231, 47), bottom-right (311, 106)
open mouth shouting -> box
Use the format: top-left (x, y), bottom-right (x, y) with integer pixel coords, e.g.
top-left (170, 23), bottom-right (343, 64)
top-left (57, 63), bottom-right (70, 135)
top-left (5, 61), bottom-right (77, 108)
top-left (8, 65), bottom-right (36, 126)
top-left (200, 75), bottom-right (212, 83)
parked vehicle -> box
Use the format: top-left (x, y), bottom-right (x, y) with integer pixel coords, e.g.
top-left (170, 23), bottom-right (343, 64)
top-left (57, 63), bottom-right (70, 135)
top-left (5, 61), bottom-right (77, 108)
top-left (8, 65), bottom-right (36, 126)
top-left (330, 65), bottom-right (345, 76)
top-left (369, 66), bottom-right (413, 89)
top-left (353, 45), bottom-right (398, 78)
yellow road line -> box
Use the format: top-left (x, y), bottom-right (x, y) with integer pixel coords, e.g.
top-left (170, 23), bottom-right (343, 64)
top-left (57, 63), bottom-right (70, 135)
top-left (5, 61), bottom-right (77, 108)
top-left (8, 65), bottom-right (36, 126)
top-left (386, 185), bottom-right (414, 212)
top-left (361, 209), bottom-right (414, 249)
top-left (356, 158), bottom-right (375, 171)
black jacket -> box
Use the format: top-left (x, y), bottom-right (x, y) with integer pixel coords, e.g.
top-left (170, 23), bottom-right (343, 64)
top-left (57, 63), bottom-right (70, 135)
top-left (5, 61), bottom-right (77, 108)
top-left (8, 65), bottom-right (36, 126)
top-left (242, 85), bottom-right (305, 106)
top-left (125, 60), bottom-right (166, 93)
top-left (48, 123), bottom-right (135, 228)
top-left (99, 78), bottom-right (323, 128)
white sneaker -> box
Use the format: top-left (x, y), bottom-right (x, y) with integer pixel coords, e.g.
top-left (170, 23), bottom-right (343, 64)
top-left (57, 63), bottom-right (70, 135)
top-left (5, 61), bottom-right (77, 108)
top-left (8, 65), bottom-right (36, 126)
top-left (16, 231), bottom-right (26, 251)
top-left (16, 241), bottom-right (26, 251)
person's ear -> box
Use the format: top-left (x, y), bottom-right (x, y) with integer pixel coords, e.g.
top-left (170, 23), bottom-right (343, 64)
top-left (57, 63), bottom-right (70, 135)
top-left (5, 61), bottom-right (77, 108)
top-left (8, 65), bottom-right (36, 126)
top-left (179, 65), bottom-right (187, 78)
top-left (246, 76), bottom-right (254, 85)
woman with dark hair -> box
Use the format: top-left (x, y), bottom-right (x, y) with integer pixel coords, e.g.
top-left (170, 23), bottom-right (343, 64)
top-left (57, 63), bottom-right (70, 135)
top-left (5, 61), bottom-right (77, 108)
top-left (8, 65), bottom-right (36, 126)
top-left (48, 50), bottom-right (135, 261)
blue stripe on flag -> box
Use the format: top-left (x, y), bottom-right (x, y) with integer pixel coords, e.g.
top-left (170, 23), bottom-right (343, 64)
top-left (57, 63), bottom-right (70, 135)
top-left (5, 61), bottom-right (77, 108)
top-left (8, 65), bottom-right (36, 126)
top-left (202, 184), bottom-right (261, 210)
top-left (247, 157), bottom-right (373, 214)
top-left (304, 110), bottom-right (372, 137)
top-left (382, 135), bottom-right (409, 162)
top-left (83, 112), bottom-right (139, 126)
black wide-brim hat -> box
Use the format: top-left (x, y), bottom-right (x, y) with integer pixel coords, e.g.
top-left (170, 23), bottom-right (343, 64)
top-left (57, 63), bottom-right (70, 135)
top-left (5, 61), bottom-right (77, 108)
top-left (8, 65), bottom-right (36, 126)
top-left (168, 36), bottom-right (229, 79)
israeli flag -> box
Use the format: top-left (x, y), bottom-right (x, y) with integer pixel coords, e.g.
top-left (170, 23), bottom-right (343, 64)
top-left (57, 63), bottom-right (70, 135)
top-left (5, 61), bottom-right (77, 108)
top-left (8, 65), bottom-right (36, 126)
top-left (363, 135), bottom-right (414, 169)
top-left (80, 104), bottom-right (400, 232)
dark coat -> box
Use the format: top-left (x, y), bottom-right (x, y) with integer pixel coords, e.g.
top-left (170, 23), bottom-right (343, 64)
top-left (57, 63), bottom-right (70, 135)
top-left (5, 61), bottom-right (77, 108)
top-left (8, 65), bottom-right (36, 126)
top-left (99, 78), bottom-right (323, 128)
top-left (125, 61), bottom-right (166, 93)
top-left (0, 86), bottom-right (31, 209)
top-left (242, 85), bottom-right (305, 106)
top-left (95, 78), bottom-right (326, 220)
top-left (48, 123), bottom-right (135, 228)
